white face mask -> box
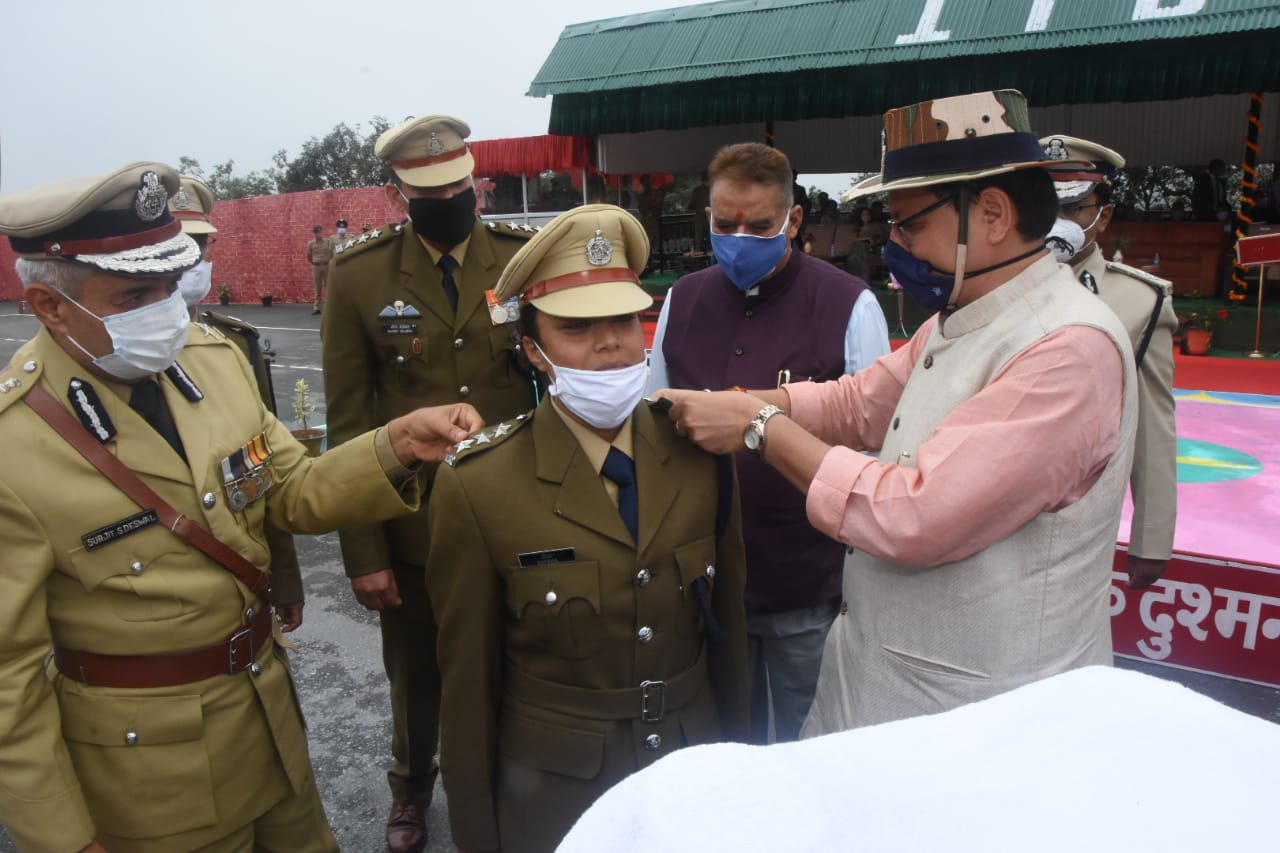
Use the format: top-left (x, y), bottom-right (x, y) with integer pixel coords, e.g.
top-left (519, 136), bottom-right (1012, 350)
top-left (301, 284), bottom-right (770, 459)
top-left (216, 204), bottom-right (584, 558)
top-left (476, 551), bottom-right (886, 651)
top-left (177, 260), bottom-right (213, 307)
top-left (534, 341), bottom-right (649, 430)
top-left (65, 289), bottom-right (191, 381)
top-left (1046, 216), bottom-right (1087, 264)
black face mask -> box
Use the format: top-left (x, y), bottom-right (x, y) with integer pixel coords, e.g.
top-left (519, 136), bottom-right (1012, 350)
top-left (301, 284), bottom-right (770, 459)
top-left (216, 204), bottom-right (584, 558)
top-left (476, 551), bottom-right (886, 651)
top-left (406, 187), bottom-right (476, 249)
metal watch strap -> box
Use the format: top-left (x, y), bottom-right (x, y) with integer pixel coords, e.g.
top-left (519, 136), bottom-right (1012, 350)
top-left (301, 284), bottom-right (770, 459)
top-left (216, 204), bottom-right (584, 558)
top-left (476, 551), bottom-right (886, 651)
top-left (746, 403), bottom-right (785, 457)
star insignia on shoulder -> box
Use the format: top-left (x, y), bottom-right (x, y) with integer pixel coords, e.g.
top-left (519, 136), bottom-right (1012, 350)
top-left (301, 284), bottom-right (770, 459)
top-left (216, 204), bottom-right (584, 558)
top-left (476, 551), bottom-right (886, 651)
top-left (521, 224), bottom-right (534, 232)
top-left (473, 431), bottom-right (492, 444)
top-left (344, 239), bottom-right (357, 250)
top-left (494, 422), bottom-right (512, 436)
top-left (454, 438), bottom-right (475, 452)
top-left (357, 234), bottom-right (370, 244)
top-left (487, 221), bottom-right (497, 229)
top-left (507, 222), bottom-right (520, 231)
top-left (370, 228), bottom-right (381, 238)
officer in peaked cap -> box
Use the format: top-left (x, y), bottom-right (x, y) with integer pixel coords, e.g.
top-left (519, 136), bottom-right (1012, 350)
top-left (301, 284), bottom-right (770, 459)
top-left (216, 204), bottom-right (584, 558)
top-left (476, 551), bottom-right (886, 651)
top-left (320, 113), bottom-right (538, 853)
top-left (427, 204), bottom-right (749, 853)
top-left (1040, 133), bottom-right (1178, 589)
top-left (655, 90), bottom-right (1138, 738)
top-left (0, 161), bottom-right (482, 852)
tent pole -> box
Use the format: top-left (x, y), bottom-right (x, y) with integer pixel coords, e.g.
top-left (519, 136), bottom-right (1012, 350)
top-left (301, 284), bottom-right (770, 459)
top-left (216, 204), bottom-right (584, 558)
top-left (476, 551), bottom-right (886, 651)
top-left (581, 167), bottom-right (588, 206)
top-left (521, 173), bottom-right (530, 225)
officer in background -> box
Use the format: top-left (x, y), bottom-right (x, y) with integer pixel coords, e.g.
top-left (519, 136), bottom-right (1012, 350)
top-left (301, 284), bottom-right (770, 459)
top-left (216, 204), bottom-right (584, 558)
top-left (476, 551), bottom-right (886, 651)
top-left (0, 161), bottom-right (482, 852)
top-left (428, 204), bottom-right (749, 853)
top-left (1041, 135), bottom-right (1178, 588)
top-left (306, 224), bottom-right (334, 315)
top-left (171, 175), bottom-right (308, 624)
top-left (321, 114), bottom-right (537, 853)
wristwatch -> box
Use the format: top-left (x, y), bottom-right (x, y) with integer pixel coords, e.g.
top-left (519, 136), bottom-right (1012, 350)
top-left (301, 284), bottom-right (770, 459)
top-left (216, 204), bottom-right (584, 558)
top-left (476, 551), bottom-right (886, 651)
top-left (743, 404), bottom-right (786, 457)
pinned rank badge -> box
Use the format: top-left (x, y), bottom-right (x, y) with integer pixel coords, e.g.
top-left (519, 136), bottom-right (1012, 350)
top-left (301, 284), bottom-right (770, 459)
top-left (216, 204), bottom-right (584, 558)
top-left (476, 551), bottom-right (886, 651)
top-left (485, 289), bottom-right (521, 326)
top-left (220, 433), bottom-right (274, 512)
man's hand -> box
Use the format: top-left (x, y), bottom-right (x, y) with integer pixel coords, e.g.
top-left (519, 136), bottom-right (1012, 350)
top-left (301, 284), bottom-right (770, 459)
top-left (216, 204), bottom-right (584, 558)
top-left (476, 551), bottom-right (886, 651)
top-left (387, 403), bottom-right (484, 466)
top-left (1127, 555), bottom-right (1168, 589)
top-left (653, 388), bottom-right (765, 455)
top-left (351, 569), bottom-right (402, 610)
top-left (274, 602), bottom-right (305, 632)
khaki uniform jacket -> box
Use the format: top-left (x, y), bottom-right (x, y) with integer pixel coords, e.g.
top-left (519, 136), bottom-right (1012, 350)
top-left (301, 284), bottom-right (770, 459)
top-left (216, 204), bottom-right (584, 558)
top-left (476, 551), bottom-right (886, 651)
top-left (0, 326), bottom-right (419, 852)
top-left (306, 236), bottom-right (334, 266)
top-left (1074, 245), bottom-right (1178, 560)
top-left (321, 218), bottom-right (536, 575)
top-left (427, 399), bottom-right (750, 853)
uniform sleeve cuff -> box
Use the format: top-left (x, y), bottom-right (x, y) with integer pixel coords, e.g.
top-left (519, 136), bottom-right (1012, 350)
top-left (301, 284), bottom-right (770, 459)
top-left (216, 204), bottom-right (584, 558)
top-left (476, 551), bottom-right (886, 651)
top-left (373, 426), bottom-right (422, 487)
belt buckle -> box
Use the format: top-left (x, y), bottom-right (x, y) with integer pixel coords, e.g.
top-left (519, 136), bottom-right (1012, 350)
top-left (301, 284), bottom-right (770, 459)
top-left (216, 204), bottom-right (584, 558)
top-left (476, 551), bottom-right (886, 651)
top-left (640, 679), bottom-right (666, 723)
top-left (228, 625), bottom-right (255, 674)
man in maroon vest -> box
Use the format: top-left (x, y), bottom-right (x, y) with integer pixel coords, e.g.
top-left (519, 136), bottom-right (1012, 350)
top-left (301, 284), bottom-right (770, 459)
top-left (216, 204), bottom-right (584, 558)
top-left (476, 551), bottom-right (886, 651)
top-left (647, 143), bottom-right (889, 742)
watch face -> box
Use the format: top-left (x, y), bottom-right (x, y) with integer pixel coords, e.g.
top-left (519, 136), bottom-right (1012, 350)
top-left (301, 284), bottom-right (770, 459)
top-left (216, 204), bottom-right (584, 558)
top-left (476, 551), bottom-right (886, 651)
top-left (743, 426), bottom-right (761, 451)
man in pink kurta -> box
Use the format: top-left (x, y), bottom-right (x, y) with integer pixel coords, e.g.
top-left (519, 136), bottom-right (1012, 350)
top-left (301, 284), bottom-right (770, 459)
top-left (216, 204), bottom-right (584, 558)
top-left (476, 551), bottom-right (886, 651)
top-left (656, 90), bottom-right (1137, 732)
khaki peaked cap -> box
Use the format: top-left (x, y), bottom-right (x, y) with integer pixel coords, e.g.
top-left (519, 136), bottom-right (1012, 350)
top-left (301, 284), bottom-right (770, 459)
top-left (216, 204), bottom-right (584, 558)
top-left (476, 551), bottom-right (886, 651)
top-left (376, 115), bottom-right (475, 188)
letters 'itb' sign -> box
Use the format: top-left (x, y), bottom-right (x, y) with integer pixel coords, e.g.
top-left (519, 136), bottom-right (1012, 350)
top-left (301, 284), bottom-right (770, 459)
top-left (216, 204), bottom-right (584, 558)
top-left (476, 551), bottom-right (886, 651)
top-left (897, 0), bottom-right (1209, 43)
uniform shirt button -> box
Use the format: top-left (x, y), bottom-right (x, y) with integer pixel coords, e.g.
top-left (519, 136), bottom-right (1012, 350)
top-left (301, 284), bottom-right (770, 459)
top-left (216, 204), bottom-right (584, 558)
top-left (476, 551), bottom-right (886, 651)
top-left (459, 385), bottom-right (471, 397)
top-left (734, 347), bottom-right (744, 356)
top-left (744, 309), bottom-right (754, 317)
top-left (923, 354), bottom-right (934, 369)
top-left (453, 337), bottom-right (464, 350)
top-left (396, 355), bottom-right (406, 364)
top-left (892, 417), bottom-right (900, 430)
top-left (124, 731), bottom-right (139, 746)
top-left (636, 568), bottom-right (651, 587)
top-left (544, 591), bottom-right (558, 605)
top-left (130, 560), bottom-right (144, 575)
top-left (637, 626), bottom-right (654, 644)
top-left (839, 601), bottom-right (849, 615)
top-left (249, 663), bottom-right (263, 676)
top-left (704, 562), bottom-right (715, 578)
top-left (245, 607), bottom-right (256, 620)
top-left (22, 360), bottom-right (37, 373)
top-left (202, 492), bottom-right (217, 509)
top-left (644, 733), bottom-right (662, 751)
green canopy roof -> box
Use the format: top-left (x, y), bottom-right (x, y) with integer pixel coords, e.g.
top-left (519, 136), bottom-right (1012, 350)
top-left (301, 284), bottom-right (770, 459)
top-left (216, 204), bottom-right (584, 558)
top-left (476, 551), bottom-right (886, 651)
top-left (530, 0), bottom-right (1280, 135)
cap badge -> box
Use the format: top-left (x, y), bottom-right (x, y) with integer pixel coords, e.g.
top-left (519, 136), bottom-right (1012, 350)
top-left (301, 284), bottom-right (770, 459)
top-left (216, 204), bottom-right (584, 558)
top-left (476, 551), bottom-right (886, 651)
top-left (427, 132), bottom-right (445, 156)
top-left (1043, 138), bottom-right (1069, 161)
top-left (171, 188), bottom-right (194, 210)
top-left (135, 171), bottom-right (168, 222)
top-left (585, 229), bottom-right (613, 266)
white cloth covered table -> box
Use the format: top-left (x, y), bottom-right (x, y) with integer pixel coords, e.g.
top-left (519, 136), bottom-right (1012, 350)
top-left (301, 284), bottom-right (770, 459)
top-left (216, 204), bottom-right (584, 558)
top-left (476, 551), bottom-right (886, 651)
top-left (558, 667), bottom-right (1279, 852)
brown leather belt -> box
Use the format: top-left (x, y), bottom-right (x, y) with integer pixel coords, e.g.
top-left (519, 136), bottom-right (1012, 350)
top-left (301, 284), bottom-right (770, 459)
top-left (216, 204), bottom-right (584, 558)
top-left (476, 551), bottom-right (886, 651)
top-left (54, 606), bottom-right (273, 688)
top-left (504, 651), bottom-right (706, 723)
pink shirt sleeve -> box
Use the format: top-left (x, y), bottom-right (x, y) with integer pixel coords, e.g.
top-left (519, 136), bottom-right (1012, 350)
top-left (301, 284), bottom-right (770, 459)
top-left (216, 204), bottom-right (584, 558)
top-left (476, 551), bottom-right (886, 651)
top-left (792, 325), bottom-right (1124, 568)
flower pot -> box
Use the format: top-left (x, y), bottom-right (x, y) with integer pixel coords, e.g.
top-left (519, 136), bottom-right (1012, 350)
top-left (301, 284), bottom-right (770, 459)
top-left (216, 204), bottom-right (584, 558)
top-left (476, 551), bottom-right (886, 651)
top-left (218, 294), bottom-right (231, 306)
top-left (291, 427), bottom-right (325, 457)
top-left (1184, 328), bottom-right (1213, 356)
top-left (260, 294), bottom-right (274, 307)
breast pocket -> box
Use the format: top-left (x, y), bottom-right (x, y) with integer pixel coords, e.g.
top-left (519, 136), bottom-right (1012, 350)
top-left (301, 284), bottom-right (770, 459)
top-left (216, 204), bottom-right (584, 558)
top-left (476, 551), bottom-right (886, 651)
top-left (58, 688), bottom-right (216, 839)
top-left (67, 525), bottom-right (188, 621)
top-left (673, 536), bottom-right (717, 641)
top-left (506, 562), bottom-right (603, 660)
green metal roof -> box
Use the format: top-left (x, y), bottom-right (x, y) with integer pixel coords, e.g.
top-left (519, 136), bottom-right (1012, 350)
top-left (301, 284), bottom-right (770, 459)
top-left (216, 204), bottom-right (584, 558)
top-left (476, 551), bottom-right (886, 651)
top-left (530, 0), bottom-right (1280, 134)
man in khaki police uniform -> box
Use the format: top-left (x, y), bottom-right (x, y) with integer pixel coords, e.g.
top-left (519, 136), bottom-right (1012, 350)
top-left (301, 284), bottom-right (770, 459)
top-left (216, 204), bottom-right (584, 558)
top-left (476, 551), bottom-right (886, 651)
top-left (0, 161), bottom-right (482, 853)
top-left (171, 175), bottom-right (309, 623)
top-left (1041, 134), bottom-right (1178, 588)
top-left (428, 204), bottom-right (749, 853)
top-left (321, 114), bottom-right (537, 853)
top-left (306, 224), bottom-right (334, 315)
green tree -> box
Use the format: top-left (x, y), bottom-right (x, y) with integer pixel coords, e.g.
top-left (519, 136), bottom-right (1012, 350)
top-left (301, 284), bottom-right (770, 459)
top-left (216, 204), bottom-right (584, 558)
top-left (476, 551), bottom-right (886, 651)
top-left (277, 117), bottom-right (391, 193)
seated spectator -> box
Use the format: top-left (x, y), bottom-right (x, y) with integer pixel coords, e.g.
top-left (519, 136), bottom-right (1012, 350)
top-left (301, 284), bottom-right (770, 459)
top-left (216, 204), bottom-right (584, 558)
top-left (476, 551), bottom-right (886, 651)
top-left (855, 206), bottom-right (890, 247)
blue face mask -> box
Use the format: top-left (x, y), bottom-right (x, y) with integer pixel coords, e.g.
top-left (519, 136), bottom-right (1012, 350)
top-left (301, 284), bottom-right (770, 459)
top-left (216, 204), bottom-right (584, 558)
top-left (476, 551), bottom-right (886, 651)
top-left (882, 239), bottom-right (956, 312)
top-left (710, 220), bottom-right (789, 292)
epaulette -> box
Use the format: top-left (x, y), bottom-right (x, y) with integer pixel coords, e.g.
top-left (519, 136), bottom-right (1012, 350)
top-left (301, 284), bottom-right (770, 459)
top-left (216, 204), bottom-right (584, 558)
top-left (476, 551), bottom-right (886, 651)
top-left (1105, 261), bottom-right (1173, 296)
top-left (444, 410), bottom-right (534, 467)
top-left (333, 222), bottom-right (403, 263)
top-left (0, 353), bottom-right (41, 415)
top-left (485, 219), bottom-right (541, 239)
top-left (199, 309), bottom-right (261, 337)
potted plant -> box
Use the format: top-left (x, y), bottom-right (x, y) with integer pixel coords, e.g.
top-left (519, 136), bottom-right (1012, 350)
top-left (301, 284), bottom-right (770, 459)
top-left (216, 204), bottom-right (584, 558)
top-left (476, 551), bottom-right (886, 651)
top-left (217, 284), bottom-right (231, 306)
top-left (290, 378), bottom-right (325, 456)
top-left (1177, 304), bottom-right (1230, 355)
top-left (260, 292), bottom-right (274, 307)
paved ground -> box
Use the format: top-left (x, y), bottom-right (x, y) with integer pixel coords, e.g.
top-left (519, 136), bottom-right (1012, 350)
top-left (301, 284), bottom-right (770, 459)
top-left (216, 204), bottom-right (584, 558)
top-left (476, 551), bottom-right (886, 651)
top-left (0, 301), bottom-right (1277, 852)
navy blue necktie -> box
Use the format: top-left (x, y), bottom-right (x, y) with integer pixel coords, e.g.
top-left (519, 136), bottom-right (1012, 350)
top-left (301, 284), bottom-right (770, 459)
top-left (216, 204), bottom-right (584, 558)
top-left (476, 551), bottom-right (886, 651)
top-left (601, 447), bottom-right (639, 542)
top-left (437, 254), bottom-right (460, 314)
top-left (130, 379), bottom-right (187, 462)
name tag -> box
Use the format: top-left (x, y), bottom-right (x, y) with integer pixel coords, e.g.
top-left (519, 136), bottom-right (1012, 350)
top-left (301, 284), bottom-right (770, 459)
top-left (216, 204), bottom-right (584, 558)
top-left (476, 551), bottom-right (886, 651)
top-left (82, 509), bottom-right (160, 551)
top-left (518, 548), bottom-right (577, 568)
top-left (382, 322), bottom-right (419, 335)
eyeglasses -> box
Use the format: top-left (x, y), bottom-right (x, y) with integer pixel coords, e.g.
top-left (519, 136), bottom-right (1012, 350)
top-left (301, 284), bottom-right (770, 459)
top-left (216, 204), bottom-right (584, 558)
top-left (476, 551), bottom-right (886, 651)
top-left (1061, 202), bottom-right (1102, 218)
top-left (888, 194), bottom-right (955, 247)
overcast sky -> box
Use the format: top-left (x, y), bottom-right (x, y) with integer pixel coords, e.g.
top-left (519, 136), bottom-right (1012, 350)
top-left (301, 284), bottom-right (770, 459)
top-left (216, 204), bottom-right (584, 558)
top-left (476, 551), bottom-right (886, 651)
top-left (0, 0), bottom-right (855, 198)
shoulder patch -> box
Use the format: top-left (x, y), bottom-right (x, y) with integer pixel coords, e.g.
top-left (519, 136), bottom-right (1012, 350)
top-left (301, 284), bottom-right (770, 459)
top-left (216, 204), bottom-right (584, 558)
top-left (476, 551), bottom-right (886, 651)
top-left (444, 410), bottom-right (534, 467)
top-left (0, 355), bottom-right (42, 415)
top-left (1105, 261), bottom-right (1172, 296)
top-left (490, 220), bottom-right (539, 240)
top-left (334, 222), bottom-right (404, 263)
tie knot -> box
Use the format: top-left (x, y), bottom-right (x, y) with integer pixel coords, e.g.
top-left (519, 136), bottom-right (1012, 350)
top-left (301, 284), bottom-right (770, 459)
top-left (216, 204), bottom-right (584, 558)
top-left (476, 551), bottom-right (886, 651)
top-left (601, 447), bottom-right (635, 488)
top-left (438, 254), bottom-right (458, 274)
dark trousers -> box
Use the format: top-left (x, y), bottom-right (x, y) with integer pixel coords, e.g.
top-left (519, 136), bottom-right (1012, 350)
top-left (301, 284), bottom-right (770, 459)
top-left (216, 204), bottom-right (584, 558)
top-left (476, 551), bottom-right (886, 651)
top-left (380, 561), bottom-right (441, 803)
